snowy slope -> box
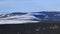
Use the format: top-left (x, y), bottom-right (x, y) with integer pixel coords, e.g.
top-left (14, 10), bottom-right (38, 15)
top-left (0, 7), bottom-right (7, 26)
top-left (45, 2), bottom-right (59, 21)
top-left (0, 13), bottom-right (39, 24)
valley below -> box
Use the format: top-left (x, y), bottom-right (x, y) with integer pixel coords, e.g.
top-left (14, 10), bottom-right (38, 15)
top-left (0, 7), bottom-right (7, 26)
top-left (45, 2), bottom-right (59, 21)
top-left (0, 21), bottom-right (60, 34)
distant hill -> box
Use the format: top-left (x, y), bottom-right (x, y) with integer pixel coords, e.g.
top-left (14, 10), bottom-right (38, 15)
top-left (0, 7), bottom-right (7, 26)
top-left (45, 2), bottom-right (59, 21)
top-left (10, 12), bottom-right (27, 16)
top-left (32, 12), bottom-right (60, 21)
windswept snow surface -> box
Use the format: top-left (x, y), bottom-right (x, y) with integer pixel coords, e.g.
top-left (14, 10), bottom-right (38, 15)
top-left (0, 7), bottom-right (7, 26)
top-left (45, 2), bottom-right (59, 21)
top-left (0, 13), bottom-right (39, 24)
top-left (0, 20), bottom-right (39, 24)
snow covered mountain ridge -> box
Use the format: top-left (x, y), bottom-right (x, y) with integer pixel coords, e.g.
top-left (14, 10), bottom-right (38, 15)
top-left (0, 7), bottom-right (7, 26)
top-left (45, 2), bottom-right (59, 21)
top-left (0, 12), bottom-right (60, 24)
top-left (0, 12), bottom-right (39, 24)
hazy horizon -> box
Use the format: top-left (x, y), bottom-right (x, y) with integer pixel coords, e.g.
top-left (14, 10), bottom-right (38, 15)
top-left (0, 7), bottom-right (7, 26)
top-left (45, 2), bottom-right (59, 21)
top-left (0, 0), bottom-right (60, 13)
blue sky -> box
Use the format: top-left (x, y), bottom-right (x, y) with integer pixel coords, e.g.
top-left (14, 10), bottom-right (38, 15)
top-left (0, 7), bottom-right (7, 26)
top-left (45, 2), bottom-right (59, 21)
top-left (0, 0), bottom-right (60, 13)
